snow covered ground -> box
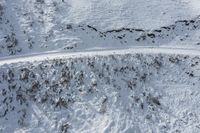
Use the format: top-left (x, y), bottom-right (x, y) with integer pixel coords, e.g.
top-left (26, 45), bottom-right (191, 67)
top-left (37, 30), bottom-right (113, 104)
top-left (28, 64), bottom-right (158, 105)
top-left (1, 50), bottom-right (200, 133)
top-left (1, 0), bottom-right (200, 56)
top-left (1, 0), bottom-right (200, 133)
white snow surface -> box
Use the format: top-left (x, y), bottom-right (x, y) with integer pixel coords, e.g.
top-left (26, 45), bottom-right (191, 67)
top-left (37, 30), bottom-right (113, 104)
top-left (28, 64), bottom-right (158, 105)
top-left (1, 51), bottom-right (200, 133)
top-left (66, 0), bottom-right (200, 30)
top-left (1, 0), bottom-right (200, 133)
top-left (1, 0), bottom-right (200, 56)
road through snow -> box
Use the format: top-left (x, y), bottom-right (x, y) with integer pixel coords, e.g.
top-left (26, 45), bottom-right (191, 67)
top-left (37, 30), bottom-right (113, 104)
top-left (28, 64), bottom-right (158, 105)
top-left (1, 47), bottom-right (200, 66)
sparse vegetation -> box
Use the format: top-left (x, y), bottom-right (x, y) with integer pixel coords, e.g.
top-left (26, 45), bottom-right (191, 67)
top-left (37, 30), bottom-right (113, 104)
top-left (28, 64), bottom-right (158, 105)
top-left (0, 1), bottom-right (200, 132)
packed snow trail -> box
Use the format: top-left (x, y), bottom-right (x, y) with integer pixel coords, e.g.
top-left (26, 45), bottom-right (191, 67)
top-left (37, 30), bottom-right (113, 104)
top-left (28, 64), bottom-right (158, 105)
top-left (1, 47), bottom-right (200, 65)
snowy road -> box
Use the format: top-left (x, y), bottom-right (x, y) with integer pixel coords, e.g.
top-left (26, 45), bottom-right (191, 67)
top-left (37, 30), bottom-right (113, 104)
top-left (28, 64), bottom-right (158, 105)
top-left (1, 46), bottom-right (200, 66)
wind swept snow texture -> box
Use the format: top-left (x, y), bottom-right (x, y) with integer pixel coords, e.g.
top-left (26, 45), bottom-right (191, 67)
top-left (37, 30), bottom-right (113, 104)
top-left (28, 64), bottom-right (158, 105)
top-left (1, 53), bottom-right (200, 133)
top-left (1, 0), bottom-right (200, 56)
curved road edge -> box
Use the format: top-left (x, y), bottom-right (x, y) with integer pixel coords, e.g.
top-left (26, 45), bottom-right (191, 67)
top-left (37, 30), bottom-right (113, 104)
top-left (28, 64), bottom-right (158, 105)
top-left (0, 46), bottom-right (200, 66)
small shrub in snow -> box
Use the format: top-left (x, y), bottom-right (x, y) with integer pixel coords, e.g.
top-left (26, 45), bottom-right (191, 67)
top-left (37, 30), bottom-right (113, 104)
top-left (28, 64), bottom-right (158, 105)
top-left (60, 122), bottom-right (70, 133)
top-left (0, 4), bottom-right (3, 16)
top-left (66, 24), bottom-right (72, 30)
top-left (36, 0), bottom-right (44, 4)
